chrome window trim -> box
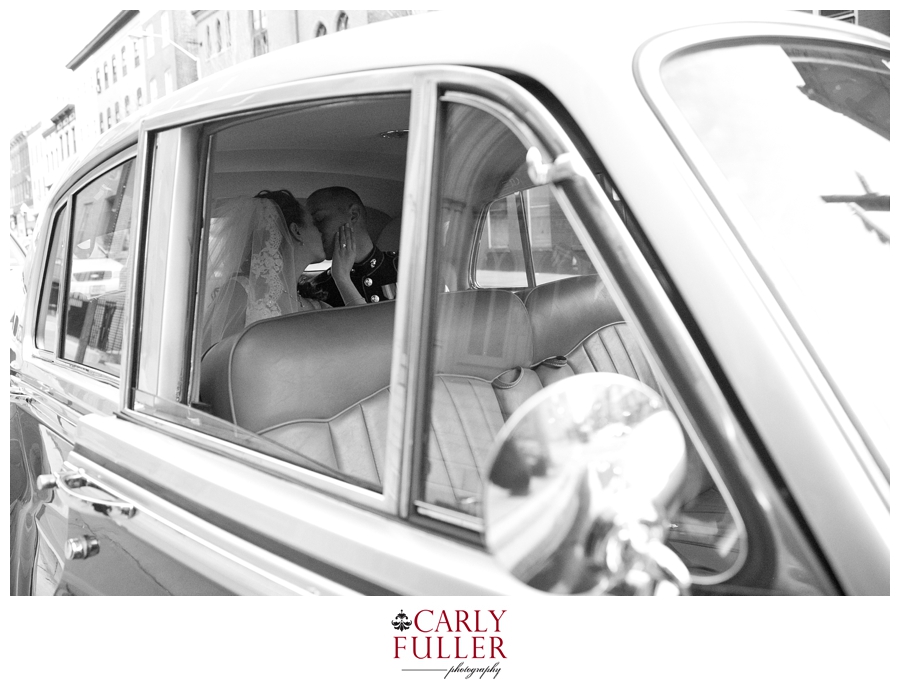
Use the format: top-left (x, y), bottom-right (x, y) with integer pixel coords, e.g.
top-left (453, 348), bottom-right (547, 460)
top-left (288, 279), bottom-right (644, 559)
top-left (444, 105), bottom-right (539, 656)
top-left (30, 148), bottom-right (138, 383)
top-left (133, 127), bottom-right (201, 403)
top-left (634, 25), bottom-right (889, 503)
top-left (31, 201), bottom-right (70, 355)
top-left (387, 72), bottom-right (441, 517)
top-left (19, 355), bottom-right (119, 423)
top-left (38, 357), bottom-right (119, 388)
top-left (469, 203), bottom-right (497, 289)
top-left (517, 191), bottom-right (537, 288)
top-left (187, 132), bottom-right (215, 407)
top-left (139, 67), bottom-right (421, 133)
top-left (118, 407), bottom-right (388, 512)
top-left (415, 501), bottom-right (483, 533)
top-left (121, 127), bottom-right (152, 412)
top-left (128, 71), bottom-right (425, 517)
top-left (409, 67), bottom-right (759, 585)
top-left (469, 192), bottom-right (537, 291)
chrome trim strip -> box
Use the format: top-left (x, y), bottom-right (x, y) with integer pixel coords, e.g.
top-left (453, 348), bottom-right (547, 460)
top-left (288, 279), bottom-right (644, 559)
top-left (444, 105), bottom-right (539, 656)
top-left (635, 26), bottom-right (889, 503)
top-left (142, 68), bottom-right (419, 133)
top-left (159, 128), bottom-right (202, 404)
top-left (385, 73), bottom-right (440, 518)
top-left (35, 149), bottom-right (136, 360)
top-left (119, 408), bottom-right (388, 513)
top-left (121, 127), bottom-right (152, 411)
top-left (516, 191), bottom-right (536, 289)
top-left (187, 133), bottom-right (216, 405)
top-left (468, 204), bottom-right (491, 289)
top-left (415, 501), bottom-right (484, 533)
top-left (64, 455), bottom-right (351, 595)
top-left (40, 358), bottom-right (119, 388)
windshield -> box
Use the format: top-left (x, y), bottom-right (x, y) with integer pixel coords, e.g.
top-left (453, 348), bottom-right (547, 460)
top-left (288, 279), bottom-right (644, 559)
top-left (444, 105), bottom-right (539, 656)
top-left (661, 41), bottom-right (891, 475)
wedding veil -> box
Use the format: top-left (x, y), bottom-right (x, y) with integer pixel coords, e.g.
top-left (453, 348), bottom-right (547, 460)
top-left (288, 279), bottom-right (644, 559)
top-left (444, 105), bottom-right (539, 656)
top-left (201, 197), bottom-right (303, 352)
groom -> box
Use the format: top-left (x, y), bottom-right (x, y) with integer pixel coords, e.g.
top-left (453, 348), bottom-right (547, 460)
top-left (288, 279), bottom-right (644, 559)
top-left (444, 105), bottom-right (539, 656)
top-left (301, 186), bottom-right (399, 307)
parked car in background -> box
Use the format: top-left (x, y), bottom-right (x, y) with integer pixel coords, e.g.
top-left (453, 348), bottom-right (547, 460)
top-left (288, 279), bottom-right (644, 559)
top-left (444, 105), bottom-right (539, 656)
top-left (10, 232), bottom-right (27, 287)
top-left (9, 9), bottom-right (889, 596)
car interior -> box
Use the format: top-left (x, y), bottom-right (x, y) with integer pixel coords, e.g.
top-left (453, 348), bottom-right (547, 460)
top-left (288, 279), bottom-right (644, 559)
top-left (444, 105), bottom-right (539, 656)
top-left (194, 93), bottom-right (742, 579)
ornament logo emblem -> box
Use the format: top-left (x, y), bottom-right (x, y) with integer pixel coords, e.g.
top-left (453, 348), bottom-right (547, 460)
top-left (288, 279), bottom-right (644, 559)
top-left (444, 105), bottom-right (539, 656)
top-left (392, 610), bottom-right (412, 632)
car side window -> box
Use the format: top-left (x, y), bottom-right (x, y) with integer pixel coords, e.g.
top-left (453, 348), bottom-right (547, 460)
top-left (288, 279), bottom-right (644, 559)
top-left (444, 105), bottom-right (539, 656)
top-left (136, 94), bottom-right (412, 494)
top-left (474, 194), bottom-right (529, 287)
top-left (60, 159), bottom-right (135, 376)
top-left (35, 205), bottom-right (69, 352)
top-left (417, 93), bottom-right (746, 583)
top-left (475, 184), bottom-right (594, 288)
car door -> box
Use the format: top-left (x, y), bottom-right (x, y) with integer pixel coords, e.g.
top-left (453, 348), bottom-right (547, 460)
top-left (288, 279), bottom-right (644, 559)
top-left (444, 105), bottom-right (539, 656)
top-left (23, 68), bottom-right (535, 596)
top-left (9, 151), bottom-right (209, 595)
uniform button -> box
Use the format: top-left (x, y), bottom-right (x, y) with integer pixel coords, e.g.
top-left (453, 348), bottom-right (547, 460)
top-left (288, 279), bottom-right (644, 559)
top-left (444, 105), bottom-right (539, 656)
top-left (370, 259), bottom-right (377, 268)
top-left (363, 278), bottom-right (373, 287)
top-left (370, 295), bottom-right (380, 303)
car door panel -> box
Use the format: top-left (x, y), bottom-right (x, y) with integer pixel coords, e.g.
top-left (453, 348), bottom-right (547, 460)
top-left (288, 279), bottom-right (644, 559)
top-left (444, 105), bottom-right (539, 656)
top-left (66, 413), bottom-right (534, 595)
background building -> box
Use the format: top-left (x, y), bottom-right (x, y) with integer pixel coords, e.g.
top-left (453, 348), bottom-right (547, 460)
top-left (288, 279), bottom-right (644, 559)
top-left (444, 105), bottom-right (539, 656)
top-left (66, 11), bottom-right (147, 154)
top-left (10, 9), bottom-right (888, 231)
top-left (800, 10), bottom-right (890, 35)
top-left (43, 105), bottom-right (78, 201)
top-left (193, 10), bottom-right (425, 79)
top-left (140, 10), bottom-right (200, 105)
top-left (10, 129), bottom-right (35, 233)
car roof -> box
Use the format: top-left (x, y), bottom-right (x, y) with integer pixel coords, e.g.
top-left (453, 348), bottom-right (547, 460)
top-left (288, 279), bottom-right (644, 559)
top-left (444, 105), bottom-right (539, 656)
top-left (67, 8), bottom-right (887, 194)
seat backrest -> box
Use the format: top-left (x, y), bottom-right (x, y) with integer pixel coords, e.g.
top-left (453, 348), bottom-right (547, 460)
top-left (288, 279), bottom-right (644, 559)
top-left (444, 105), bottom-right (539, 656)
top-left (375, 216), bottom-right (401, 253)
top-left (523, 275), bottom-right (661, 394)
top-left (200, 288), bottom-right (541, 505)
top-left (366, 207), bottom-right (393, 246)
top-left (201, 301), bottom-right (396, 485)
top-left (424, 289), bottom-right (540, 515)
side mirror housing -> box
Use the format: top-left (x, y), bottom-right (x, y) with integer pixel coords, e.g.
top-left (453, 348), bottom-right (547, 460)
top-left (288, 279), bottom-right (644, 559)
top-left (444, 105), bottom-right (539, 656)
top-left (483, 372), bottom-right (691, 595)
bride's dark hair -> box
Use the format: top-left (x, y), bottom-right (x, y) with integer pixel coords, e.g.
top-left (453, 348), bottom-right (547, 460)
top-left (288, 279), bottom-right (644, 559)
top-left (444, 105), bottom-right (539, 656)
top-left (255, 189), bottom-right (307, 231)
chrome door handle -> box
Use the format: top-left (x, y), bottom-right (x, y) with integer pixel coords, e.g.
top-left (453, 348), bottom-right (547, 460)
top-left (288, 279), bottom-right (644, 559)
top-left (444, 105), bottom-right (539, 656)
top-left (9, 382), bottom-right (31, 403)
top-left (65, 535), bottom-right (100, 560)
top-left (37, 469), bottom-right (137, 519)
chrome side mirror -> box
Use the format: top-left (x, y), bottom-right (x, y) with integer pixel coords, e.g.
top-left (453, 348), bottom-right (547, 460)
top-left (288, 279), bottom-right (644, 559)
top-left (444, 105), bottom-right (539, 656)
top-left (484, 373), bottom-right (691, 595)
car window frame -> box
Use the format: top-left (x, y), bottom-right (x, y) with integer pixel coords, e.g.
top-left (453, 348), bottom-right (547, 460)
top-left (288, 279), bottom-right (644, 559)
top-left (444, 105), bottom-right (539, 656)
top-left (470, 190), bottom-right (534, 290)
top-left (33, 201), bottom-right (69, 356)
top-left (397, 67), bottom-right (815, 589)
top-left (31, 147), bottom-right (138, 388)
top-left (120, 68), bottom-right (429, 518)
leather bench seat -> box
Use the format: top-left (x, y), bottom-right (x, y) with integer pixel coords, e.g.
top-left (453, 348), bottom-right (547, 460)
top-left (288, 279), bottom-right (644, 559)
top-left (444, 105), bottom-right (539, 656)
top-left (523, 274), bottom-right (662, 394)
top-left (425, 289), bottom-right (539, 515)
top-left (201, 301), bottom-right (396, 488)
top-left (523, 274), bottom-right (713, 503)
top-left (200, 274), bottom-right (707, 512)
top-left (200, 290), bottom-right (537, 507)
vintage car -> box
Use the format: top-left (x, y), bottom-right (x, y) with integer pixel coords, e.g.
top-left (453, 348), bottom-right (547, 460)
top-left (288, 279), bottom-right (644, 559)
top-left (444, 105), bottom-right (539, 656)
top-left (9, 9), bottom-right (889, 595)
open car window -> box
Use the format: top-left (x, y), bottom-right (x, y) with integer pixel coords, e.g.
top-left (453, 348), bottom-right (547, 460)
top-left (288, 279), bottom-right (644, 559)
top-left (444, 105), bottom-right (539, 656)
top-left (136, 93), bottom-right (412, 495)
top-left (417, 92), bottom-right (748, 583)
top-left (475, 184), bottom-right (594, 288)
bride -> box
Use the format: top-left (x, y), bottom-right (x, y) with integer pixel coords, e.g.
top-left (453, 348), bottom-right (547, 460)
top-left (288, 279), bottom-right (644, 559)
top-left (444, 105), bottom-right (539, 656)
top-left (200, 189), bottom-right (363, 352)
